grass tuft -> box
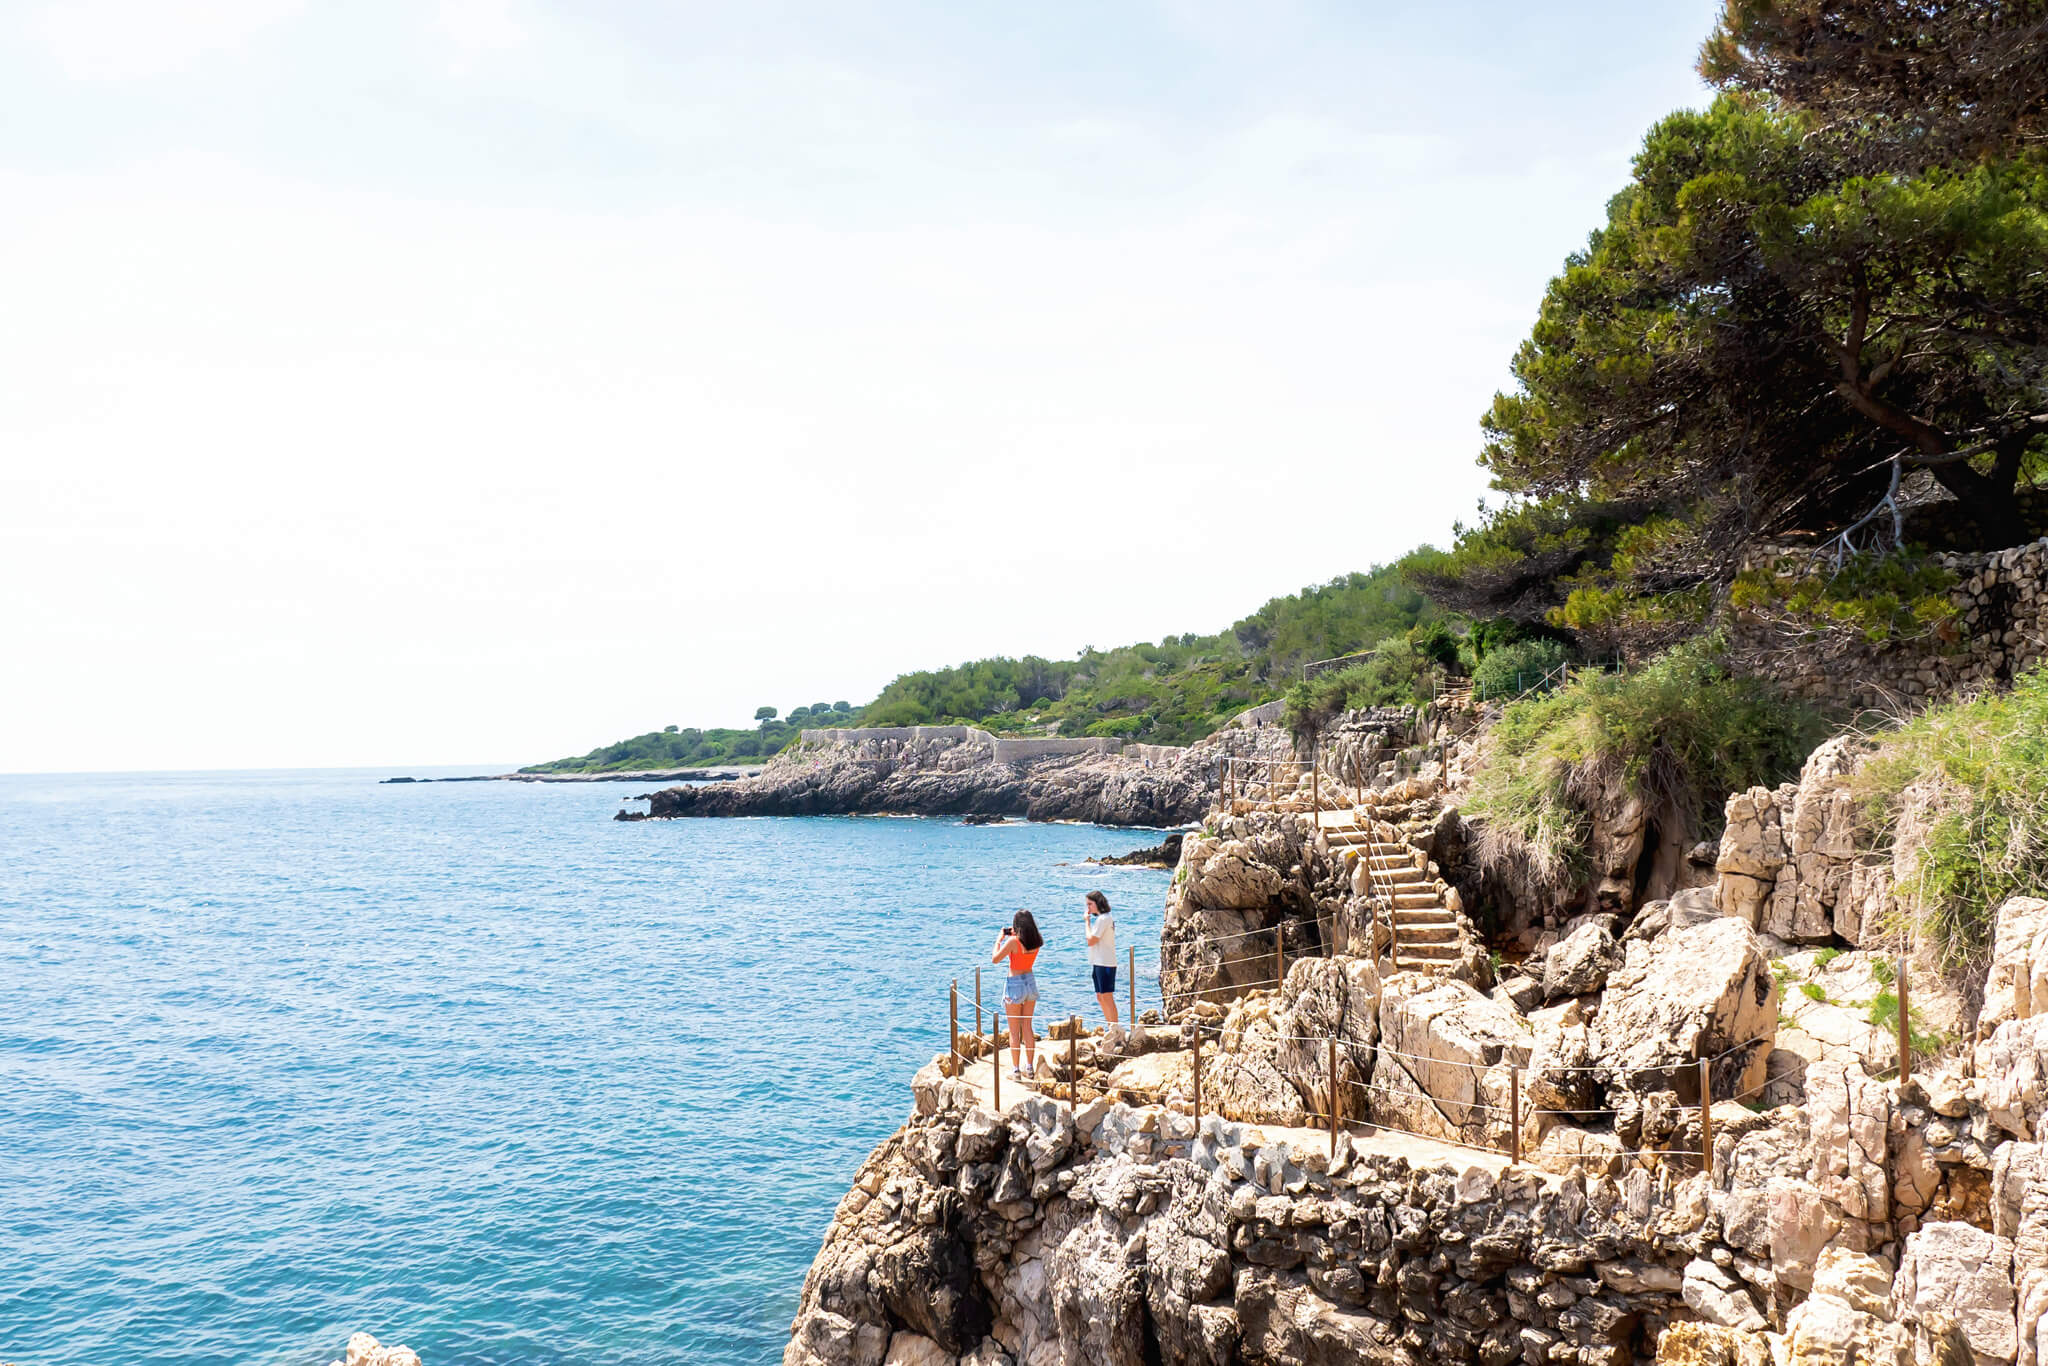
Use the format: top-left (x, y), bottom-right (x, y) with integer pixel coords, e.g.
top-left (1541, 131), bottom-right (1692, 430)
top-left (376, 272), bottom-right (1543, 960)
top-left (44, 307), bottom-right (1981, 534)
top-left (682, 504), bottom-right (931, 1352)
top-left (1852, 664), bottom-right (2048, 972)
top-left (1464, 638), bottom-right (1827, 894)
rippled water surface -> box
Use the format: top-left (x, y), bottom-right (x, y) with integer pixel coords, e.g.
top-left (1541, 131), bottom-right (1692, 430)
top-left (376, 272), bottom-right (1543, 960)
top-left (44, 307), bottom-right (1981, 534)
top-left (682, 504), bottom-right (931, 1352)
top-left (0, 771), bottom-right (1172, 1366)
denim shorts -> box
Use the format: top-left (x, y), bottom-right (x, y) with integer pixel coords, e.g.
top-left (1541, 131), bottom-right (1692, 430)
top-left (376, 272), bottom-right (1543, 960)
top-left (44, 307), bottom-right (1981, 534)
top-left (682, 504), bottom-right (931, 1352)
top-left (1004, 970), bottom-right (1038, 1004)
top-left (1091, 965), bottom-right (1117, 995)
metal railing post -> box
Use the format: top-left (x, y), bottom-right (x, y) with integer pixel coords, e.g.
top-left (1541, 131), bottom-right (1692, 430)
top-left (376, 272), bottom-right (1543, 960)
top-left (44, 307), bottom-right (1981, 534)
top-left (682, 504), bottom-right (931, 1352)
top-left (949, 980), bottom-right (959, 1078)
top-left (1275, 925), bottom-right (1285, 991)
top-left (1127, 945), bottom-right (1135, 1025)
top-left (1328, 1035), bottom-right (1339, 1159)
top-left (1068, 1015), bottom-right (1079, 1104)
top-left (1192, 1033), bottom-right (1203, 1125)
top-left (1698, 1056), bottom-right (1713, 1179)
top-left (1898, 956), bottom-right (1913, 1083)
top-left (1509, 1067), bottom-right (1521, 1165)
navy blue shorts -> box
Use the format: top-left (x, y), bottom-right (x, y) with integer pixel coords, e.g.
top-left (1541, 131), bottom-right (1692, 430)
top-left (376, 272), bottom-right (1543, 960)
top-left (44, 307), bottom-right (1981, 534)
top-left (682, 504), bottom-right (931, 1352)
top-left (1092, 965), bottom-right (1117, 994)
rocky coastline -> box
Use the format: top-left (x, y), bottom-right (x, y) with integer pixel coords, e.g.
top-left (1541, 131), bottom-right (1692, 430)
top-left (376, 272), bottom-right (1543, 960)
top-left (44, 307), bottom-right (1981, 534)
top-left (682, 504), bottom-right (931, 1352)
top-left (616, 725), bottom-right (1296, 828)
top-left (778, 707), bottom-right (2048, 1366)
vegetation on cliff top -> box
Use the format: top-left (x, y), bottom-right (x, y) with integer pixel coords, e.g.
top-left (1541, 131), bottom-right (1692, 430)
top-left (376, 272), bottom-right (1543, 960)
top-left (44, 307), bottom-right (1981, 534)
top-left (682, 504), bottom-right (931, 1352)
top-left (1854, 663), bottom-right (2048, 972)
top-left (526, 563), bottom-right (1443, 770)
top-left (1464, 640), bottom-right (1828, 891)
top-left (523, 702), bottom-right (859, 773)
top-left (858, 561), bottom-right (1444, 744)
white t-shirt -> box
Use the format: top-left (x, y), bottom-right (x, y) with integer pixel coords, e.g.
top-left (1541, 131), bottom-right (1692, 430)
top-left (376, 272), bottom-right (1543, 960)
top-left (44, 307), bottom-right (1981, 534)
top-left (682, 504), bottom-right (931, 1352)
top-left (1087, 912), bottom-right (1117, 967)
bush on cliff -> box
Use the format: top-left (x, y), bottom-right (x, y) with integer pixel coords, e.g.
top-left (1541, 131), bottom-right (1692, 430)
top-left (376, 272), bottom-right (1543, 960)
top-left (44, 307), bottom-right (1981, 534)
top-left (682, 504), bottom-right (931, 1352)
top-left (1281, 633), bottom-right (1446, 735)
top-left (1470, 638), bottom-right (1570, 702)
top-left (1853, 663), bottom-right (2048, 972)
top-left (1466, 640), bottom-right (1826, 889)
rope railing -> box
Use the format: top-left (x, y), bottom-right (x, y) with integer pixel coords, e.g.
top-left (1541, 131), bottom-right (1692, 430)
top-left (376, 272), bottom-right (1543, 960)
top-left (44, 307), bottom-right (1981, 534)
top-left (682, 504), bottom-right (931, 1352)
top-left (944, 962), bottom-right (1792, 1176)
top-left (947, 928), bottom-right (1932, 1181)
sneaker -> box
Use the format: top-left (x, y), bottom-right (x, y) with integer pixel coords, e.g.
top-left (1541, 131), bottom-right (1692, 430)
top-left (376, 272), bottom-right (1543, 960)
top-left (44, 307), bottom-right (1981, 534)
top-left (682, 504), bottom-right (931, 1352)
top-left (1010, 1067), bottom-right (1025, 1081)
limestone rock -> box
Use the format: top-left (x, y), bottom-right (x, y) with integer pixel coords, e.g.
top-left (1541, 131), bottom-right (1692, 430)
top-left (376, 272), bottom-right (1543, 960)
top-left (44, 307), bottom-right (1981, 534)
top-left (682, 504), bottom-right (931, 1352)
top-left (1682, 1257), bottom-right (1767, 1332)
top-left (1595, 915), bottom-right (1778, 1101)
top-left (1894, 1220), bottom-right (2017, 1366)
top-left (1983, 898), bottom-right (2048, 1030)
top-left (882, 1332), bottom-right (952, 1366)
top-left (1272, 955), bottom-right (1380, 1120)
top-left (329, 1335), bottom-right (422, 1366)
top-left (1374, 973), bottom-right (1530, 1146)
top-left (1207, 1021), bottom-right (1306, 1127)
top-left (1544, 918), bottom-right (1622, 1000)
top-left (1653, 1321), bottom-right (1774, 1365)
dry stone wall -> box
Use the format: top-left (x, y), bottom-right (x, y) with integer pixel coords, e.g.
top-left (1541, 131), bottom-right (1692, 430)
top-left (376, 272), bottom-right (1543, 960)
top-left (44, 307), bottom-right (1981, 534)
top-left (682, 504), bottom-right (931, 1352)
top-left (1732, 537), bottom-right (2048, 712)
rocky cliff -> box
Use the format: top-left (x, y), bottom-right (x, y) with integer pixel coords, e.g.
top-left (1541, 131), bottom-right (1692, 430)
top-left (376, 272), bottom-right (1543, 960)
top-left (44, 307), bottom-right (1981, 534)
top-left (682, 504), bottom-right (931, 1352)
top-left (781, 719), bottom-right (2048, 1366)
top-left (620, 725), bottom-right (1294, 828)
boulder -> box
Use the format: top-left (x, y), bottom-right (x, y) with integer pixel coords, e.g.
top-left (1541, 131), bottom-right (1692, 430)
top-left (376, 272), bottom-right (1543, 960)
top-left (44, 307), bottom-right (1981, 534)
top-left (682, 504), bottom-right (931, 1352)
top-left (1716, 784), bottom-right (1790, 927)
top-left (1045, 1215), bottom-right (1149, 1366)
top-left (1523, 998), bottom-right (1599, 1141)
top-left (1208, 1020), bottom-right (1306, 1126)
top-left (330, 1335), bottom-right (422, 1366)
top-left (1594, 916), bottom-right (1778, 1102)
top-left (1183, 838), bottom-right (1286, 911)
top-left (1373, 974), bottom-right (1530, 1146)
top-left (1893, 1220), bottom-right (2018, 1366)
top-left (1680, 1257), bottom-right (1766, 1332)
top-left (1983, 898), bottom-right (2048, 1030)
top-left (1544, 918), bottom-right (1622, 1000)
top-left (1104, 1050), bottom-right (1192, 1104)
top-left (1273, 955), bottom-right (1380, 1120)
top-left (1628, 885), bottom-right (1723, 943)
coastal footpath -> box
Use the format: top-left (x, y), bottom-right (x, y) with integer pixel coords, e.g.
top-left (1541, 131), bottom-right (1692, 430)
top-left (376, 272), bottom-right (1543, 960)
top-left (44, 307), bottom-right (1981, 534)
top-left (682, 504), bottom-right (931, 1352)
top-left (778, 709), bottom-right (2046, 1366)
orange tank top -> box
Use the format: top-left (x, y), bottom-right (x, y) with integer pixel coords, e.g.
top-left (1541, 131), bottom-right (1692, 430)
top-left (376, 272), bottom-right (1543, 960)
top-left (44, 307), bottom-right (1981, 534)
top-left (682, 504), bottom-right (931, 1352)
top-left (1007, 944), bottom-right (1038, 974)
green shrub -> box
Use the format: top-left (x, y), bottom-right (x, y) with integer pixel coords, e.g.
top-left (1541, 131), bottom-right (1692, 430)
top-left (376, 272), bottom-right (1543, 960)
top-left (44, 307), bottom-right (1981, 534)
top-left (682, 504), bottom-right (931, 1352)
top-left (1472, 639), bottom-right (1571, 701)
top-left (1852, 663), bottom-right (2048, 972)
top-left (1465, 639), bottom-right (1827, 891)
top-left (1730, 550), bottom-right (1962, 647)
top-left (1283, 636), bottom-right (1437, 734)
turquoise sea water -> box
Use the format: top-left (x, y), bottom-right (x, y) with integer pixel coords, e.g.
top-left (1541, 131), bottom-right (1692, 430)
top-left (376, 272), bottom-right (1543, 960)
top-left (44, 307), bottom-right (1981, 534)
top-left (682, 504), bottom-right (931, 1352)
top-left (0, 770), bottom-right (1173, 1366)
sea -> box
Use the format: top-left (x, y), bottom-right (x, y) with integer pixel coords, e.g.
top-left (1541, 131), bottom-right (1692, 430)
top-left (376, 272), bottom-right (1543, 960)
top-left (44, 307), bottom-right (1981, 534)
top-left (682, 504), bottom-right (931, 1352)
top-left (0, 769), bottom-right (1174, 1366)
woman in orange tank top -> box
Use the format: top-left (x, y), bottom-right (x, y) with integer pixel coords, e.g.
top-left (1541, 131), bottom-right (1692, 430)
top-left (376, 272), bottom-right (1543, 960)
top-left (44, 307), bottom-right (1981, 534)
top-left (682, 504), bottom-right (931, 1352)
top-left (991, 910), bottom-right (1043, 1083)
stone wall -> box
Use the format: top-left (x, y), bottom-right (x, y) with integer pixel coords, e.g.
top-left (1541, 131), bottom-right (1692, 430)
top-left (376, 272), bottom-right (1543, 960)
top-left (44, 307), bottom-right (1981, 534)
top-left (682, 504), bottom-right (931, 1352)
top-left (991, 736), bottom-right (1122, 763)
top-left (1733, 537), bottom-right (2048, 712)
top-left (798, 725), bottom-right (992, 747)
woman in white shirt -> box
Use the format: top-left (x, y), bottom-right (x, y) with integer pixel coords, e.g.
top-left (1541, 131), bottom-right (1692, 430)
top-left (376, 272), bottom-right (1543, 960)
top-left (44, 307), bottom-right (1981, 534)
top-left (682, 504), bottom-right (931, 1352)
top-left (1084, 890), bottom-right (1117, 1024)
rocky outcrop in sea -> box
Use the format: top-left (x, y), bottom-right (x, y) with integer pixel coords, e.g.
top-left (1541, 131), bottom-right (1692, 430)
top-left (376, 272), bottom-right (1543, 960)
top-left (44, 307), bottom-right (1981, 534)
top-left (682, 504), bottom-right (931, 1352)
top-left (618, 725), bottom-right (1295, 828)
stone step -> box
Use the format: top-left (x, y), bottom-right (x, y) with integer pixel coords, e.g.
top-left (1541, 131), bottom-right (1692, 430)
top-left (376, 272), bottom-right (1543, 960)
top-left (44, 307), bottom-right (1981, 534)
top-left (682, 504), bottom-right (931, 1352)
top-left (1390, 892), bottom-right (1439, 908)
top-left (1393, 911), bottom-right (1460, 928)
top-left (1393, 944), bottom-right (1463, 963)
top-left (1392, 923), bottom-right (1459, 944)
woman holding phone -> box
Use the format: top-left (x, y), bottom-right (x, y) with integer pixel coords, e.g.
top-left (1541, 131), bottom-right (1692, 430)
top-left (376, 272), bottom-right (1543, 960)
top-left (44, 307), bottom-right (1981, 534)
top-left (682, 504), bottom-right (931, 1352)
top-left (991, 910), bottom-right (1043, 1083)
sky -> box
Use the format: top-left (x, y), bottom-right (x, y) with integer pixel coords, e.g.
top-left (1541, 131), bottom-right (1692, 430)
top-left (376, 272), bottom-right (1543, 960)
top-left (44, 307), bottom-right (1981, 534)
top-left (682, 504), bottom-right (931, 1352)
top-left (0, 0), bottom-right (1720, 774)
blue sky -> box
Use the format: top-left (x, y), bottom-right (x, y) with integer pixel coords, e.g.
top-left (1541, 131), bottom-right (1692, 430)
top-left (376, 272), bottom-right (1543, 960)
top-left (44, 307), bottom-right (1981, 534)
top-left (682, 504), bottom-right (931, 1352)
top-left (0, 1), bottom-right (1719, 772)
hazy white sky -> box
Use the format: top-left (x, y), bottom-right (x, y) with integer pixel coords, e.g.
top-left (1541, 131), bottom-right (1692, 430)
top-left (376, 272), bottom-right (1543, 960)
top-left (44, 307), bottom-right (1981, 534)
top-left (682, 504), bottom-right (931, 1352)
top-left (0, 0), bottom-right (1717, 773)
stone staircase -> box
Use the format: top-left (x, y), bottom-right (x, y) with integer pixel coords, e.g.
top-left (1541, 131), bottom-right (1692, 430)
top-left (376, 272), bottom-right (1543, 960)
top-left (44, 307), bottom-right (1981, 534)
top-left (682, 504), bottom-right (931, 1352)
top-left (1319, 814), bottom-right (1465, 975)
